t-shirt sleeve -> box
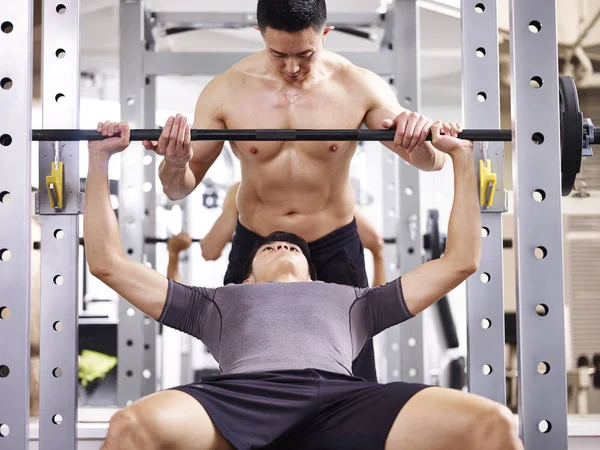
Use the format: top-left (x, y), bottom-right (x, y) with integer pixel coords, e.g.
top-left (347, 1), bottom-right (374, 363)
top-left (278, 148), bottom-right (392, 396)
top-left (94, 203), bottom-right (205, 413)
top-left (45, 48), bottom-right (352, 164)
top-left (350, 278), bottom-right (413, 346)
top-left (157, 279), bottom-right (221, 347)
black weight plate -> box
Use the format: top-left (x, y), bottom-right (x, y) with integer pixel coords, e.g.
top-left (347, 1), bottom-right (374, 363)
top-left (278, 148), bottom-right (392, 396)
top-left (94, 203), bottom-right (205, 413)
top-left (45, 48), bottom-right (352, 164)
top-left (559, 75), bottom-right (583, 196)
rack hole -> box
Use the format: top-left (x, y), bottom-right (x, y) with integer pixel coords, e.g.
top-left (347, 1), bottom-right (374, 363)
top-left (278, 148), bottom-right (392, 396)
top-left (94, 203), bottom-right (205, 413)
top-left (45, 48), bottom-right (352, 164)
top-left (529, 21), bottom-right (542, 33)
top-left (1, 78), bottom-right (13, 90)
top-left (0, 307), bottom-right (10, 320)
top-left (534, 246), bottom-right (547, 259)
top-left (0, 249), bottom-right (11, 262)
top-left (533, 189), bottom-right (546, 202)
top-left (536, 304), bottom-right (549, 316)
top-left (0, 424), bottom-right (10, 437)
top-left (538, 420), bottom-right (552, 433)
top-left (537, 362), bottom-right (550, 375)
top-left (0, 134), bottom-right (13, 146)
top-left (1, 22), bottom-right (13, 33)
top-left (530, 76), bottom-right (543, 88)
top-left (532, 133), bottom-right (544, 145)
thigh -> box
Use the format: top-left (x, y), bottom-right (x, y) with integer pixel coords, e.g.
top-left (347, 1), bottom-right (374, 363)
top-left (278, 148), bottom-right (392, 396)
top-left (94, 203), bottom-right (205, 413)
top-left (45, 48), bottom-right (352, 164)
top-left (124, 389), bottom-right (233, 450)
top-left (384, 386), bottom-right (513, 450)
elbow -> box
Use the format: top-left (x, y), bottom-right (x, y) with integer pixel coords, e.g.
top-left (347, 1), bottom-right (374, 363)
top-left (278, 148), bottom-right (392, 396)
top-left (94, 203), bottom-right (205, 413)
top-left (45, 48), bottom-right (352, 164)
top-left (201, 246), bottom-right (221, 261)
top-left (88, 263), bottom-right (113, 280)
top-left (370, 238), bottom-right (385, 258)
top-left (88, 256), bottom-right (120, 280)
top-left (446, 253), bottom-right (479, 279)
top-left (461, 261), bottom-right (479, 277)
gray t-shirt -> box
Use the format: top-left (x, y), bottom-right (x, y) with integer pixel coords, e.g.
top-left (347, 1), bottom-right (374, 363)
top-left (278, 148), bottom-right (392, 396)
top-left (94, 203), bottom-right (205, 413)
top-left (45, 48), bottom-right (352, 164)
top-left (158, 279), bottom-right (413, 376)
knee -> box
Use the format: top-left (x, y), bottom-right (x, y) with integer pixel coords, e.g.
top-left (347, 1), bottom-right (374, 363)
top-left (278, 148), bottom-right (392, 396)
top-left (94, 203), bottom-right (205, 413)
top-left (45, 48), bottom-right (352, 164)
top-left (105, 409), bottom-right (153, 449)
top-left (474, 404), bottom-right (521, 450)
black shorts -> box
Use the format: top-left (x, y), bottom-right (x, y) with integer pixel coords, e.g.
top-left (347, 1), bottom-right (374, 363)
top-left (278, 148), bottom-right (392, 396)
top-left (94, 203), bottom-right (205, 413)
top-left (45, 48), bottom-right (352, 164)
top-left (223, 219), bottom-right (377, 382)
top-left (173, 369), bottom-right (429, 450)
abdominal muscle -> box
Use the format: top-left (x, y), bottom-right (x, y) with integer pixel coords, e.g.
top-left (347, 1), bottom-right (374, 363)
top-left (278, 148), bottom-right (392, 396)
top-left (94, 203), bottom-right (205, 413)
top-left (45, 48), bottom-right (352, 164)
top-left (234, 144), bottom-right (357, 243)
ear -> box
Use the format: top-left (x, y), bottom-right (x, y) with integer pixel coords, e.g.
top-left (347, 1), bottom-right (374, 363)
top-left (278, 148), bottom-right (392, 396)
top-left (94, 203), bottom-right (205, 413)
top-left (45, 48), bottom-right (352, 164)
top-left (243, 276), bottom-right (256, 284)
top-left (322, 25), bottom-right (334, 40)
top-left (254, 25), bottom-right (260, 31)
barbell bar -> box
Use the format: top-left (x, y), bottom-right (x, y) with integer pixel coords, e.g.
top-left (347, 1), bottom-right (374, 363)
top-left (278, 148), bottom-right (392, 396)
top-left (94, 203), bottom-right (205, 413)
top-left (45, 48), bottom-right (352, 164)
top-left (23, 76), bottom-right (594, 196)
top-left (31, 128), bottom-right (511, 143)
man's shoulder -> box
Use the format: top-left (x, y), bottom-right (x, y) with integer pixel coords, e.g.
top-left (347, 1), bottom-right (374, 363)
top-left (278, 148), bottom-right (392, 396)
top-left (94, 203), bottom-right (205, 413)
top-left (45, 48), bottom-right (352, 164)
top-left (219, 52), bottom-right (266, 83)
top-left (324, 51), bottom-right (376, 87)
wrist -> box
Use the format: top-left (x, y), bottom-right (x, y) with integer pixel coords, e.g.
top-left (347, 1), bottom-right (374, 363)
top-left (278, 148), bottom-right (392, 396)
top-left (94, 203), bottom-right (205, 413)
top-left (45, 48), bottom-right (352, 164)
top-left (450, 147), bottom-right (474, 163)
top-left (87, 151), bottom-right (111, 169)
top-left (163, 158), bottom-right (190, 171)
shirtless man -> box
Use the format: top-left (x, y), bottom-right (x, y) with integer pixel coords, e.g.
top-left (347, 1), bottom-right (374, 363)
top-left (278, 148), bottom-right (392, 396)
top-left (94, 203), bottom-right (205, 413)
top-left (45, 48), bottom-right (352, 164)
top-left (88, 120), bottom-right (522, 450)
top-left (200, 182), bottom-right (386, 286)
top-left (149, 0), bottom-right (448, 382)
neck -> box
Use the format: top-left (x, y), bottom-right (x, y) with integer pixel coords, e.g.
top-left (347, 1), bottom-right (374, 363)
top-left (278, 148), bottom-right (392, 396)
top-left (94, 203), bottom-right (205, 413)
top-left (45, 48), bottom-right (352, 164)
top-left (270, 273), bottom-right (304, 283)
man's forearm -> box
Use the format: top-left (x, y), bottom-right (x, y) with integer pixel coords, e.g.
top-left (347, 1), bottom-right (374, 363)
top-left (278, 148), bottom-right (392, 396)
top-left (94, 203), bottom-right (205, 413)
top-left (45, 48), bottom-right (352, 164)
top-left (158, 160), bottom-right (198, 201)
top-left (84, 154), bottom-right (126, 272)
top-left (372, 252), bottom-right (386, 287)
top-left (167, 252), bottom-right (181, 282)
top-left (445, 150), bottom-right (480, 268)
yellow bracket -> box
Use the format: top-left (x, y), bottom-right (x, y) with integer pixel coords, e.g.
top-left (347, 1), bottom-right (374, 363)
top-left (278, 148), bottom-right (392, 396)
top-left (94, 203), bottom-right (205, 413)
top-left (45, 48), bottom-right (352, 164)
top-left (479, 159), bottom-right (496, 208)
top-left (46, 162), bottom-right (64, 209)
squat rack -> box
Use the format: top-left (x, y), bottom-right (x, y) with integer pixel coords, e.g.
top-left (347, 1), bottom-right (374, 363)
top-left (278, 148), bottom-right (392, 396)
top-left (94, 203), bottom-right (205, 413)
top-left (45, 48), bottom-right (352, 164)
top-left (0, 1), bottom-right (569, 450)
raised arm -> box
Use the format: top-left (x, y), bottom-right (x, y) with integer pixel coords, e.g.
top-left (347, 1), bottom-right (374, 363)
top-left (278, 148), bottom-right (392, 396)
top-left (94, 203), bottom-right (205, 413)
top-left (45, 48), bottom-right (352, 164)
top-left (360, 68), bottom-right (447, 172)
top-left (354, 205), bottom-right (386, 287)
top-left (166, 233), bottom-right (193, 282)
top-left (155, 76), bottom-right (228, 201)
top-left (200, 181), bottom-right (240, 261)
top-left (85, 121), bottom-right (170, 320)
top-left (353, 123), bottom-right (478, 341)
top-left (400, 123), bottom-right (479, 315)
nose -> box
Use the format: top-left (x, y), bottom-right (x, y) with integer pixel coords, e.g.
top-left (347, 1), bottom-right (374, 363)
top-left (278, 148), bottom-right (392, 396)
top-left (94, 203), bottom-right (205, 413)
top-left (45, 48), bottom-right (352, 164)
top-left (285, 59), bottom-right (300, 74)
top-left (276, 244), bottom-right (290, 251)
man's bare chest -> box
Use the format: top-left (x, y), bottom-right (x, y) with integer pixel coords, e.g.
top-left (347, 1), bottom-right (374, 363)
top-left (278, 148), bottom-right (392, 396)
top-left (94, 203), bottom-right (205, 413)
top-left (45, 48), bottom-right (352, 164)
top-left (224, 87), bottom-right (366, 130)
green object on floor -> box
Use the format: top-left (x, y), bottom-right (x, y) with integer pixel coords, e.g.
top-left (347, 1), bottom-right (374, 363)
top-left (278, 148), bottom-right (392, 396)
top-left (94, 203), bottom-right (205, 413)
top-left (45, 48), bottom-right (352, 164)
top-left (78, 350), bottom-right (118, 388)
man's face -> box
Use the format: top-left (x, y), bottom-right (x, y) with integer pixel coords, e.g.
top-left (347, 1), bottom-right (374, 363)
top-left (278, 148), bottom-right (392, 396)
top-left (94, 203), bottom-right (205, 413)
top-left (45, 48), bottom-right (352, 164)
top-left (247, 241), bottom-right (311, 282)
top-left (261, 26), bottom-right (330, 83)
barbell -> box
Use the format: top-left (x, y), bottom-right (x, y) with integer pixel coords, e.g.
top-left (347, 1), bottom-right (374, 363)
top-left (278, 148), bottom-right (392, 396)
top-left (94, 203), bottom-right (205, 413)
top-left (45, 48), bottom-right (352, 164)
top-left (23, 76), bottom-right (594, 196)
top-left (33, 236), bottom-right (202, 250)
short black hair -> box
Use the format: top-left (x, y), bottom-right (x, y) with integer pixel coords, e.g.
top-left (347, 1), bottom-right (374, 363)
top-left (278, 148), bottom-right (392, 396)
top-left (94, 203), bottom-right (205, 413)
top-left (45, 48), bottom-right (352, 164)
top-left (244, 231), bottom-right (317, 281)
top-left (257, 0), bottom-right (327, 33)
